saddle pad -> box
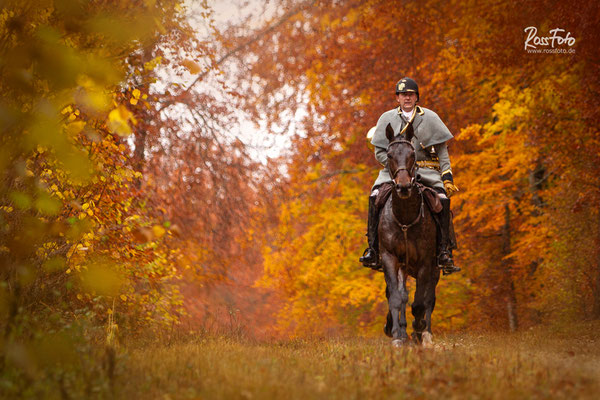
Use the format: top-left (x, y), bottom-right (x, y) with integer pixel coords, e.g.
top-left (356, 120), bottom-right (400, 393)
top-left (421, 185), bottom-right (443, 214)
top-left (375, 182), bottom-right (442, 214)
top-left (375, 182), bottom-right (394, 209)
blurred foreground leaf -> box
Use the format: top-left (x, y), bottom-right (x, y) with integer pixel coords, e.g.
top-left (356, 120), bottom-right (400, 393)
top-left (80, 259), bottom-right (124, 297)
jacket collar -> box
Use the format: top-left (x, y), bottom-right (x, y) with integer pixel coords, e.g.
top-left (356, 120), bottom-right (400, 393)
top-left (397, 105), bottom-right (424, 128)
top-left (412, 106), bottom-right (424, 130)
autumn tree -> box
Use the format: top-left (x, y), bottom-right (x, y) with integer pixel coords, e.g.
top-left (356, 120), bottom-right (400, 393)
top-left (0, 1), bottom-right (232, 394)
top-left (223, 0), bottom-right (600, 334)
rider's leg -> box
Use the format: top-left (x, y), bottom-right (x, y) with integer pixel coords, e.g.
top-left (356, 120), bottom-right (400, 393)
top-left (438, 195), bottom-right (461, 275)
top-left (359, 187), bottom-right (381, 269)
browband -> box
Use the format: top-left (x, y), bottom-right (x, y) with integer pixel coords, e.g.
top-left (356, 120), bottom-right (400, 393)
top-left (387, 138), bottom-right (415, 151)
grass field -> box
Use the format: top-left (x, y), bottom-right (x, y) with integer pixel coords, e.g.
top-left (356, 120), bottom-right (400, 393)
top-left (113, 323), bottom-right (600, 400)
top-left (4, 322), bottom-right (600, 399)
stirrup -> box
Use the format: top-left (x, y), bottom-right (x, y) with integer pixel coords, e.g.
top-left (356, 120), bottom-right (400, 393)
top-left (369, 263), bottom-right (383, 272)
top-left (438, 251), bottom-right (461, 275)
top-left (441, 264), bottom-right (461, 275)
top-left (360, 248), bottom-right (381, 270)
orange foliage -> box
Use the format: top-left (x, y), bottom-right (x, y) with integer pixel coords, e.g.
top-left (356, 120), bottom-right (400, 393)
top-left (228, 0), bottom-right (600, 334)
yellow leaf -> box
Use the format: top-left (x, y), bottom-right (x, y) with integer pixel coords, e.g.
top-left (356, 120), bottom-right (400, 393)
top-left (80, 260), bottom-right (124, 297)
top-left (120, 294), bottom-right (127, 301)
top-left (182, 59), bottom-right (201, 74)
top-left (132, 88), bottom-right (141, 99)
top-left (65, 121), bottom-right (86, 137)
top-left (130, 98), bottom-right (138, 105)
top-left (152, 225), bottom-right (166, 239)
top-left (107, 105), bottom-right (132, 136)
top-left (144, 56), bottom-right (162, 71)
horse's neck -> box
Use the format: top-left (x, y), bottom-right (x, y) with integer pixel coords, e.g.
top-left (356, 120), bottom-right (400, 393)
top-left (391, 188), bottom-right (421, 224)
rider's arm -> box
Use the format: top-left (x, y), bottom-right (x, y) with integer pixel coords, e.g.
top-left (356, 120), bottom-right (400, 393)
top-left (434, 142), bottom-right (452, 181)
top-left (375, 146), bottom-right (387, 167)
top-left (434, 142), bottom-right (459, 195)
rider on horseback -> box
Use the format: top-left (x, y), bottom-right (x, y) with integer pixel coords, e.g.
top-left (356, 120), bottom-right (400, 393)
top-left (360, 77), bottom-right (461, 275)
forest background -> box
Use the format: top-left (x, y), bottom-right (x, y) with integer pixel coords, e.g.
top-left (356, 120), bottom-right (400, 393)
top-left (1, 0), bottom-right (599, 397)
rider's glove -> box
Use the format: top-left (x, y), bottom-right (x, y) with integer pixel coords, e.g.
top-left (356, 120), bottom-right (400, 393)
top-left (444, 181), bottom-right (460, 197)
top-left (441, 169), bottom-right (459, 197)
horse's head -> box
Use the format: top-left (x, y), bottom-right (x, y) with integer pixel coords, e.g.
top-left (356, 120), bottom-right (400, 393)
top-left (385, 122), bottom-right (416, 199)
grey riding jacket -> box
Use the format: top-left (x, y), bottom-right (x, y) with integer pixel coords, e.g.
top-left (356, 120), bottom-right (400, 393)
top-left (371, 106), bottom-right (453, 191)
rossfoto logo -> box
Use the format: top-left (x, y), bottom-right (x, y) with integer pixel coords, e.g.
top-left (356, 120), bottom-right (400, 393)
top-left (524, 27), bottom-right (576, 54)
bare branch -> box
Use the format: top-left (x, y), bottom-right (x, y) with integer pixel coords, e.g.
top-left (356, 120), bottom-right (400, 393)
top-left (184, 0), bottom-right (316, 94)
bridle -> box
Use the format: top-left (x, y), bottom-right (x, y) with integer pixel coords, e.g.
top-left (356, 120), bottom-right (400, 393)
top-left (387, 137), bottom-right (423, 268)
top-left (387, 138), bottom-right (416, 183)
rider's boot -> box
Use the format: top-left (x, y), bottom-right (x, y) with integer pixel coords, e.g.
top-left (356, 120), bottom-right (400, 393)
top-left (359, 193), bottom-right (381, 270)
top-left (439, 197), bottom-right (461, 275)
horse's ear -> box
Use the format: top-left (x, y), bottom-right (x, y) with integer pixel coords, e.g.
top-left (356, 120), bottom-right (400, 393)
top-left (405, 122), bottom-right (414, 142)
top-left (385, 123), bottom-right (394, 142)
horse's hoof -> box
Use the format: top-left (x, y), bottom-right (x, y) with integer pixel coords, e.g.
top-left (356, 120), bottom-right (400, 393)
top-left (391, 338), bottom-right (408, 347)
top-left (412, 332), bottom-right (422, 344)
top-left (421, 332), bottom-right (434, 348)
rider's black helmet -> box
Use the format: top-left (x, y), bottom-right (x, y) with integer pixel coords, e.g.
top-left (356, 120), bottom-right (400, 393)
top-left (395, 77), bottom-right (419, 101)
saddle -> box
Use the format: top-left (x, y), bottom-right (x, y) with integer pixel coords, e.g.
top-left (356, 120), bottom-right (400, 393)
top-left (375, 181), bottom-right (443, 214)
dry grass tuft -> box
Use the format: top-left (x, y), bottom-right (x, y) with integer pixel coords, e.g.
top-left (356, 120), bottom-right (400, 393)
top-left (114, 322), bottom-right (600, 399)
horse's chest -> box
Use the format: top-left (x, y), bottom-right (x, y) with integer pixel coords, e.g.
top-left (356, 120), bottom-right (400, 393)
top-left (381, 218), bottom-right (435, 269)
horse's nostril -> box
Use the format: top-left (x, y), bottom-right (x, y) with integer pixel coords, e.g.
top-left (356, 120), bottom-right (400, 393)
top-left (396, 183), bottom-right (410, 192)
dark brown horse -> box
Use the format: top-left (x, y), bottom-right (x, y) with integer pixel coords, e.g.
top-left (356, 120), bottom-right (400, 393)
top-left (379, 122), bottom-right (440, 347)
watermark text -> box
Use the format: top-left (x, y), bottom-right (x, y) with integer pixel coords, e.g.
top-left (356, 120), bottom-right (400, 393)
top-left (524, 27), bottom-right (576, 53)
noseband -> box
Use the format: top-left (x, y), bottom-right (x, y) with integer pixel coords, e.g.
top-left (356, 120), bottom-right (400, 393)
top-left (387, 139), bottom-right (416, 180)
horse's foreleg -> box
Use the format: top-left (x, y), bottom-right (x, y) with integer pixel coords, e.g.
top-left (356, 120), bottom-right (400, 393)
top-left (411, 276), bottom-right (427, 343)
top-left (413, 270), bottom-right (439, 347)
top-left (425, 265), bottom-right (440, 334)
top-left (424, 278), bottom-right (437, 334)
top-left (420, 278), bottom-right (438, 348)
top-left (382, 251), bottom-right (408, 344)
top-left (384, 287), bottom-right (392, 338)
top-left (397, 268), bottom-right (409, 342)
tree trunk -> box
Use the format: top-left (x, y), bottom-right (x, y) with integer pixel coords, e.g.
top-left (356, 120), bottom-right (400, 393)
top-left (502, 204), bottom-right (518, 331)
top-left (593, 188), bottom-right (600, 318)
top-left (131, 45), bottom-right (154, 189)
top-left (133, 129), bottom-right (147, 178)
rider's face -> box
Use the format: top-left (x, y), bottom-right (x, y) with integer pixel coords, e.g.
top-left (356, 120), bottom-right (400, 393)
top-left (396, 92), bottom-right (418, 113)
